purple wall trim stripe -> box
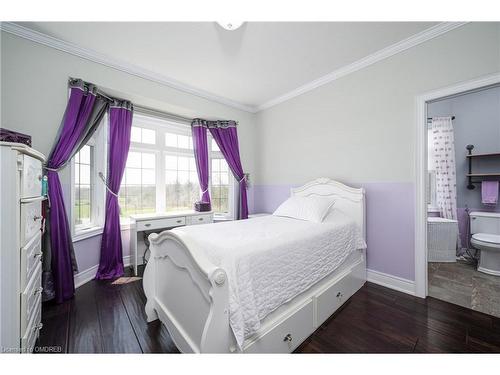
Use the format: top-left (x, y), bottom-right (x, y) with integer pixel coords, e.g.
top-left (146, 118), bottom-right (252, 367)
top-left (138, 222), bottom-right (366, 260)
top-left (251, 182), bottom-right (416, 281)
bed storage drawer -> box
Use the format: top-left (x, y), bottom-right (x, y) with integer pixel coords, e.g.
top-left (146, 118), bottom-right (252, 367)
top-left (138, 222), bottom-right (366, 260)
top-left (137, 216), bottom-right (186, 231)
top-left (21, 154), bottom-right (43, 199)
top-left (187, 214), bottom-right (213, 225)
top-left (21, 232), bottom-right (43, 290)
top-left (20, 199), bottom-right (42, 248)
top-left (316, 272), bottom-right (353, 326)
top-left (244, 300), bottom-right (314, 353)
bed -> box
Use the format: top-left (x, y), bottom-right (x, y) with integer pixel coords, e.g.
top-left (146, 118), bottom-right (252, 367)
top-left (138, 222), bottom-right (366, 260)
top-left (143, 178), bottom-right (366, 353)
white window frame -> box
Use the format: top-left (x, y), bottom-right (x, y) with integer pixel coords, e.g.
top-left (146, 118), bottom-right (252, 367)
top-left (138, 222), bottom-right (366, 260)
top-left (120, 113), bottom-right (236, 220)
top-left (70, 117), bottom-right (107, 242)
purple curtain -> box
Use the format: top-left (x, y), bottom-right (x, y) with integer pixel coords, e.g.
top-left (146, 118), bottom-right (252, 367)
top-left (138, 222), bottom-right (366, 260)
top-left (96, 101), bottom-right (133, 280)
top-left (191, 119), bottom-right (210, 205)
top-left (209, 122), bottom-right (248, 220)
top-left (44, 80), bottom-right (108, 303)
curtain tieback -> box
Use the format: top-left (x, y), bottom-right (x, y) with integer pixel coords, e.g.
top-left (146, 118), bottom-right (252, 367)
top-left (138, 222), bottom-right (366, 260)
top-left (98, 172), bottom-right (119, 198)
top-left (239, 175), bottom-right (246, 183)
top-left (201, 188), bottom-right (209, 194)
top-left (44, 166), bottom-right (62, 172)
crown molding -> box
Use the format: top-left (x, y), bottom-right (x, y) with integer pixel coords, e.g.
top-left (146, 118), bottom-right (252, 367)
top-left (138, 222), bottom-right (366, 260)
top-left (256, 22), bottom-right (469, 111)
top-left (1, 22), bottom-right (468, 114)
top-left (0, 22), bottom-right (258, 113)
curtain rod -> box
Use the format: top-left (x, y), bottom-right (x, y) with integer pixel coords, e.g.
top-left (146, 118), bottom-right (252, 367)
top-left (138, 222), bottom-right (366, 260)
top-left (134, 104), bottom-right (193, 124)
top-left (69, 77), bottom-right (238, 126)
top-left (69, 77), bottom-right (193, 124)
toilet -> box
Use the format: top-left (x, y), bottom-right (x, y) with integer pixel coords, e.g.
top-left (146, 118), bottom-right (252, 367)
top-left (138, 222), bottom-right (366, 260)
top-left (470, 212), bottom-right (500, 276)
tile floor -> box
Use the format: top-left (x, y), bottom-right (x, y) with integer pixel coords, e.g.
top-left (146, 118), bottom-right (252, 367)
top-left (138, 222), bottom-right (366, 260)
top-left (428, 260), bottom-right (500, 318)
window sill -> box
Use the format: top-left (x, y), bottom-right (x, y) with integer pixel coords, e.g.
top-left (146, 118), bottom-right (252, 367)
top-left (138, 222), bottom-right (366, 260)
top-left (73, 226), bottom-right (103, 243)
top-left (73, 221), bottom-right (132, 243)
top-left (427, 206), bottom-right (440, 213)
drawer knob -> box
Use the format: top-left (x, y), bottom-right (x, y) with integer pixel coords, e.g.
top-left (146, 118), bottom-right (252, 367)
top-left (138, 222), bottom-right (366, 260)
top-left (283, 333), bottom-right (292, 342)
top-left (176, 220), bottom-right (182, 223)
top-left (198, 217), bottom-right (204, 221)
top-left (144, 223), bottom-right (151, 227)
top-left (336, 292), bottom-right (343, 298)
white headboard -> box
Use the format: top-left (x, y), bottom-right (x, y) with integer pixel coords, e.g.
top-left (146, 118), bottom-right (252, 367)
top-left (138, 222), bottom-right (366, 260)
top-left (291, 178), bottom-right (366, 240)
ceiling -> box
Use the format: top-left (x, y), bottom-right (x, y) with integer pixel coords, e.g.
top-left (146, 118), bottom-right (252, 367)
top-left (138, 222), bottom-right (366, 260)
top-left (17, 22), bottom-right (438, 109)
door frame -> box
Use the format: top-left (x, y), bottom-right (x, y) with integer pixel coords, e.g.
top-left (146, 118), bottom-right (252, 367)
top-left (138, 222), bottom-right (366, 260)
top-left (414, 72), bottom-right (500, 298)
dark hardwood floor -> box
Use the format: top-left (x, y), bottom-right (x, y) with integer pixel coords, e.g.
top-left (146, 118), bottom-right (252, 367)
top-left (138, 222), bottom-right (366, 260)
top-left (37, 268), bottom-right (500, 353)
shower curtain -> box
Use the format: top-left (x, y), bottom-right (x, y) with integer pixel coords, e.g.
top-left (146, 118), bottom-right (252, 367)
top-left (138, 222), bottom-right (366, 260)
top-left (429, 117), bottom-right (458, 220)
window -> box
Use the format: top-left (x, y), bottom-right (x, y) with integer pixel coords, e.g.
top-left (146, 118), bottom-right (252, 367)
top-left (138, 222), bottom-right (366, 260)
top-left (117, 113), bottom-right (236, 219)
top-left (119, 151), bottom-right (157, 216)
top-left (211, 157), bottom-right (230, 214)
top-left (74, 145), bottom-right (93, 227)
top-left (71, 116), bottom-right (107, 240)
top-left (209, 139), bottom-right (235, 218)
top-left (165, 155), bottom-right (198, 211)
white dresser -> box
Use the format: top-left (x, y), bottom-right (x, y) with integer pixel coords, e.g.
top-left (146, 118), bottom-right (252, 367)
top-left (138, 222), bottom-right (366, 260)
top-left (130, 211), bottom-right (213, 275)
top-left (0, 142), bottom-right (46, 353)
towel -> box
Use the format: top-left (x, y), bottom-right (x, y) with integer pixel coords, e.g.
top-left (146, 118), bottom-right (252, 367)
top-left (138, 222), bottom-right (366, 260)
top-left (482, 181), bottom-right (499, 206)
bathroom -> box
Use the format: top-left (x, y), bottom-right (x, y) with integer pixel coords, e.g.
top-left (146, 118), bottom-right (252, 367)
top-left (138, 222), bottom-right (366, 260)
top-left (427, 85), bottom-right (500, 316)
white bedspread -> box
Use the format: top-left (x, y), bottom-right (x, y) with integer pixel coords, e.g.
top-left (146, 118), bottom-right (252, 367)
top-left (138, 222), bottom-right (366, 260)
top-left (171, 213), bottom-right (366, 348)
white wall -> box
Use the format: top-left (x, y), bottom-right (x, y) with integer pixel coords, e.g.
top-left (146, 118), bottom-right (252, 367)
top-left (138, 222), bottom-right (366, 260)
top-left (0, 31), bottom-right (257, 273)
top-left (255, 23), bottom-right (500, 185)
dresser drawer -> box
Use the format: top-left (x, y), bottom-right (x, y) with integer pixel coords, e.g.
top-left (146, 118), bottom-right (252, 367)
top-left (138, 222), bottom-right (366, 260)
top-left (21, 154), bottom-right (43, 199)
top-left (21, 262), bottom-right (42, 336)
top-left (244, 300), bottom-right (314, 353)
top-left (21, 295), bottom-right (42, 353)
top-left (316, 272), bottom-right (353, 327)
top-left (136, 216), bottom-right (186, 231)
top-left (20, 200), bottom-right (43, 247)
top-left (21, 232), bottom-right (42, 290)
top-left (188, 214), bottom-right (213, 225)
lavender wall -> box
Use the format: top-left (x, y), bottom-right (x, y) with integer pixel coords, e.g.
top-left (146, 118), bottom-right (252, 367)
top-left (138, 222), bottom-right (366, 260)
top-left (251, 182), bottom-right (415, 280)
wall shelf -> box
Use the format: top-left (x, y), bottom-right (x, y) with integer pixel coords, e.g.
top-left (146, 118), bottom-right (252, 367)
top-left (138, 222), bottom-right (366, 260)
top-left (466, 152), bottom-right (500, 158)
top-left (466, 144), bottom-right (500, 190)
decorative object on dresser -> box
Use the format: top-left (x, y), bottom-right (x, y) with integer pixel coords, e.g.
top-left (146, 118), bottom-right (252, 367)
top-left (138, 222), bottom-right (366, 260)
top-left (194, 201), bottom-right (211, 212)
top-left (0, 142), bottom-right (46, 353)
top-left (129, 211), bottom-right (214, 276)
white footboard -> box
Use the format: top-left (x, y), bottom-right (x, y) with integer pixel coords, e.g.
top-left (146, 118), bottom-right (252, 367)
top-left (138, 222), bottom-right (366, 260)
top-left (143, 231), bottom-right (233, 353)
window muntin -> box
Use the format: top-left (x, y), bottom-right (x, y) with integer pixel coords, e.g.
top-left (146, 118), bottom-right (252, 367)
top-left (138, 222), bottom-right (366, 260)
top-left (74, 144), bottom-right (93, 227)
top-left (165, 132), bottom-right (193, 150)
top-left (119, 151), bottom-right (157, 216)
top-left (131, 126), bottom-right (156, 144)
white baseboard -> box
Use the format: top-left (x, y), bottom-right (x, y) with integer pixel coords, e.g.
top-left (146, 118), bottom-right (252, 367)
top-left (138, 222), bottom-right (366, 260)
top-left (366, 269), bottom-right (415, 296)
top-left (74, 255), bottom-right (132, 288)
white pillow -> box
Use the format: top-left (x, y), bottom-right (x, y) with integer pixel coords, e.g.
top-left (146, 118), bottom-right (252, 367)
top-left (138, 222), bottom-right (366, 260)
top-left (273, 196), bottom-right (336, 223)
